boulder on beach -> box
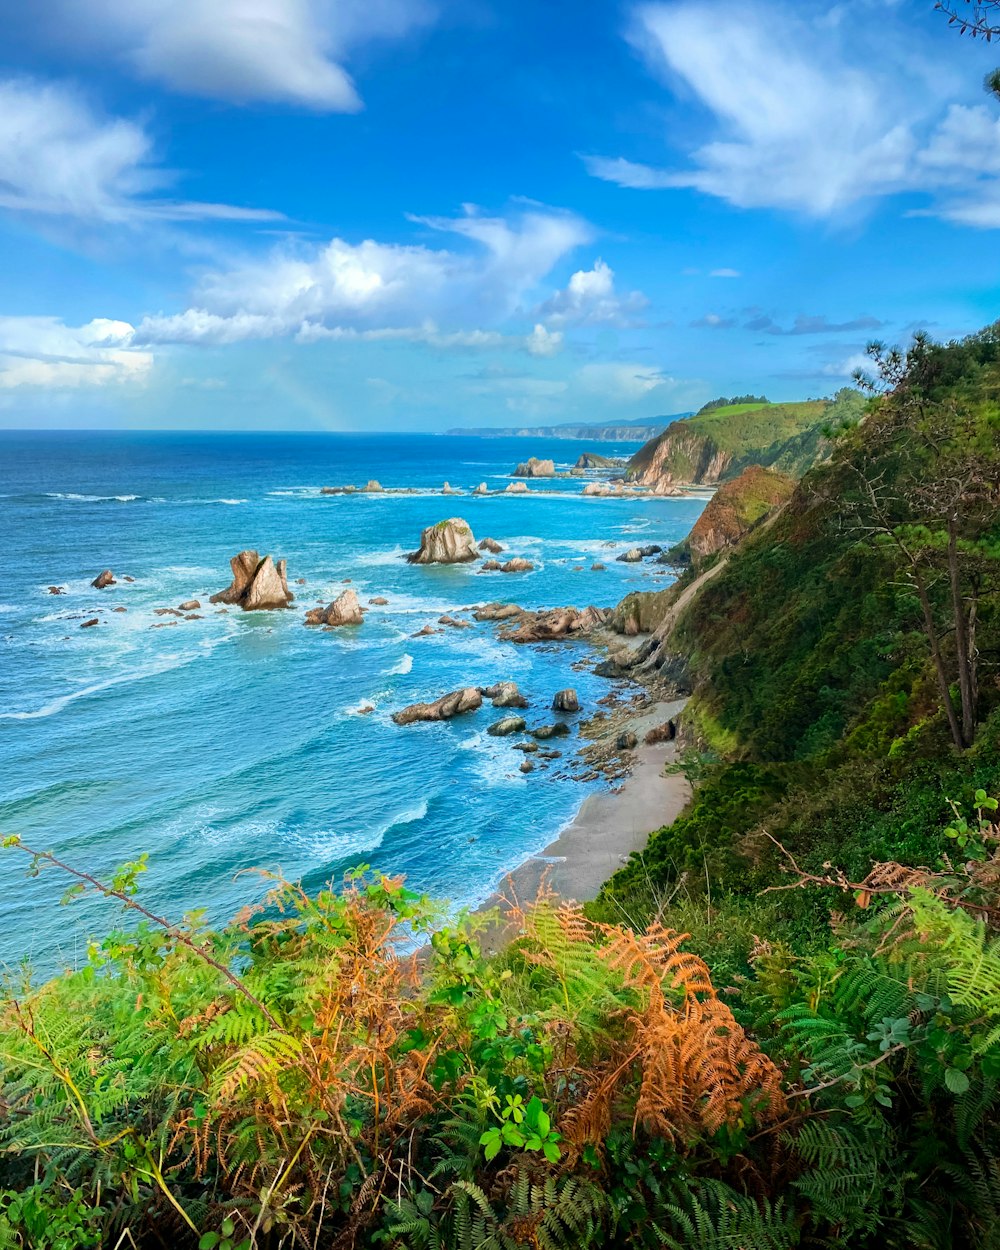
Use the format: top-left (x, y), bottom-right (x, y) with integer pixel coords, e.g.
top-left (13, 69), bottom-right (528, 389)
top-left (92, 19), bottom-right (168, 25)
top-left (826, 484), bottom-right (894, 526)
top-left (392, 687), bottom-right (482, 725)
top-left (91, 570), bottom-right (116, 589)
top-left (210, 550), bottom-right (294, 610)
top-left (487, 715), bottom-right (526, 737)
top-left (407, 518), bottom-right (479, 564)
top-left (513, 457), bottom-right (555, 478)
top-left (616, 730), bottom-right (639, 750)
top-left (479, 537), bottom-right (503, 554)
top-left (304, 588), bottom-right (364, 627)
top-left (178, 600), bottom-right (201, 611)
top-left (644, 720), bottom-right (677, 745)
top-left (551, 688), bottom-right (580, 713)
top-left (505, 481), bottom-right (529, 494)
top-left (481, 680), bottom-right (529, 708)
top-left (501, 558), bottom-right (534, 573)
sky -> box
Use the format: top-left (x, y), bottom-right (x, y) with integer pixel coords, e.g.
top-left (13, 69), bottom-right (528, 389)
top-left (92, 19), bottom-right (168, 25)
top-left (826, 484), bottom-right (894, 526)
top-left (1, 0), bottom-right (999, 431)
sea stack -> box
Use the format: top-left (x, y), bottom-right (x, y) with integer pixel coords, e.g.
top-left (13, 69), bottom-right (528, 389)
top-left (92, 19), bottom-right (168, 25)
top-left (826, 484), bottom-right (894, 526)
top-left (513, 457), bottom-right (556, 478)
top-left (407, 518), bottom-right (479, 564)
top-left (304, 588), bottom-right (364, 627)
top-left (210, 550), bottom-right (294, 610)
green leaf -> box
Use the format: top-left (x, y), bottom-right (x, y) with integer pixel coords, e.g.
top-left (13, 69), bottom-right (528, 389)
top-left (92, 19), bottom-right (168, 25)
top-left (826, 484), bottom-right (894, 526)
top-left (536, 1110), bottom-right (550, 1138)
top-left (945, 1067), bottom-right (970, 1095)
top-left (221, 1218), bottom-right (235, 1237)
top-left (199, 1236), bottom-right (220, 1250)
top-left (543, 1141), bottom-right (561, 1163)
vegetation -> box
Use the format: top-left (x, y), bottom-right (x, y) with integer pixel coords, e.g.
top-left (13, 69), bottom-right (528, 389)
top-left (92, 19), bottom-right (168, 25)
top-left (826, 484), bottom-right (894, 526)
top-left (2, 327), bottom-right (1000, 1247)
top-left (696, 394), bottom-right (770, 414)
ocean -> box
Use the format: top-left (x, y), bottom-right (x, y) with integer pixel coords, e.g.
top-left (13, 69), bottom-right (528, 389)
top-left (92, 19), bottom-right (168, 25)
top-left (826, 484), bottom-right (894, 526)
top-left (0, 430), bottom-right (706, 968)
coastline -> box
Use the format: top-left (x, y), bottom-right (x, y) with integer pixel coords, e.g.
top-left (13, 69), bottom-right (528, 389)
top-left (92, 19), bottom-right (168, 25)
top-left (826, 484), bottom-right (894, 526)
top-left (480, 696), bottom-right (690, 933)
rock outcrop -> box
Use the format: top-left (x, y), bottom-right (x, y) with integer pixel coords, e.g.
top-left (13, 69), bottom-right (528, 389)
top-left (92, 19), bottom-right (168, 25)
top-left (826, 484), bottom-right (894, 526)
top-left (364, 479), bottom-right (383, 492)
top-left (530, 722), bottom-right (570, 740)
top-left (505, 481), bottom-right (529, 494)
top-left (80, 617), bottom-right (99, 628)
top-left (513, 457), bottom-right (556, 478)
top-left (91, 570), bottom-right (116, 589)
top-left (407, 518), bottom-right (479, 564)
top-left (210, 551), bottom-right (294, 610)
top-left (481, 680), bottom-right (529, 707)
top-left (551, 689), bottom-right (580, 712)
top-left (473, 603), bottom-right (522, 622)
top-left (617, 545), bottom-right (662, 563)
top-left (178, 600), bottom-right (201, 611)
top-left (609, 589), bottom-right (675, 636)
top-left (575, 452), bottom-right (615, 469)
top-left (501, 558), bottom-right (534, 573)
top-left (474, 482), bottom-right (488, 495)
top-left (47, 586), bottom-right (66, 595)
top-left (495, 605), bottom-right (608, 644)
top-left (479, 537), bottom-right (503, 554)
top-left (304, 588), bottom-right (364, 627)
top-left (392, 687), bottom-right (482, 725)
top-left (480, 560), bottom-right (502, 571)
top-left (487, 715), bottom-right (526, 737)
top-left (678, 465), bottom-right (795, 566)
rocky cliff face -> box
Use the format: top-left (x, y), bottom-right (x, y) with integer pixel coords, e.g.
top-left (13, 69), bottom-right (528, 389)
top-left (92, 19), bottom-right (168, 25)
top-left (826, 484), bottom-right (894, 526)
top-left (625, 400), bottom-right (830, 492)
top-left (683, 466), bottom-right (795, 566)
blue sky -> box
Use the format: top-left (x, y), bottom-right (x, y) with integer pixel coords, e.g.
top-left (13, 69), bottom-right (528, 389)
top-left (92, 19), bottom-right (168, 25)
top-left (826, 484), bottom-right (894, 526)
top-left (1, 0), bottom-right (999, 430)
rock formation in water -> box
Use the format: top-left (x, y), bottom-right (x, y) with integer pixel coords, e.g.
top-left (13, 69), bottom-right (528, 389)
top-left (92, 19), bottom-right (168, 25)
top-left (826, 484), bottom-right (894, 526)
top-left (617, 544), bottom-right (662, 563)
top-left (80, 617), bottom-right (99, 628)
top-left (474, 482), bottom-right (488, 495)
top-left (481, 680), bottom-right (529, 707)
top-left (304, 588), bottom-right (364, 627)
top-left (479, 537), bottom-right (503, 554)
top-left (392, 687), bottom-right (483, 725)
top-left (91, 570), bottom-right (116, 589)
top-left (473, 603), bottom-right (522, 622)
top-left (487, 715), bottom-right (526, 736)
top-left (575, 452), bottom-right (616, 469)
top-left (505, 481), bottom-right (529, 494)
top-left (47, 586), bottom-right (66, 595)
top-left (364, 480), bottom-right (383, 492)
top-left (407, 518), bottom-right (479, 564)
top-left (501, 558), bottom-right (534, 573)
top-left (480, 560), bottom-right (502, 571)
top-left (552, 688), bottom-right (580, 712)
top-left (178, 600), bottom-right (201, 611)
top-left (494, 605), bottom-right (608, 644)
top-left (513, 457), bottom-right (556, 478)
top-left (210, 551), bottom-right (294, 610)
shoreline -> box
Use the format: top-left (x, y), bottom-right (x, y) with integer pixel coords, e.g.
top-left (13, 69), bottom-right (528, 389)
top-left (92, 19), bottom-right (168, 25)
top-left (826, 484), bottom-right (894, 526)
top-left (479, 696), bottom-right (690, 935)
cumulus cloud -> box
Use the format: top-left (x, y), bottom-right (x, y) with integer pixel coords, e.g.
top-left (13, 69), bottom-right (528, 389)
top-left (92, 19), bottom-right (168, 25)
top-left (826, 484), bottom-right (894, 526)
top-left (535, 258), bottom-right (648, 327)
top-left (586, 2), bottom-right (1000, 225)
top-left (0, 316), bottom-right (152, 388)
top-left (135, 205), bottom-right (592, 345)
top-left (41, 0), bottom-right (436, 111)
top-left (0, 78), bottom-right (283, 224)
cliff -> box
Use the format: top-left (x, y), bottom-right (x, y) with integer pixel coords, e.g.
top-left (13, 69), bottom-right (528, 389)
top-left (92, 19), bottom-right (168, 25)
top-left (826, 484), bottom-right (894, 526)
top-left (673, 465), bottom-right (795, 566)
top-left (445, 415), bottom-right (689, 440)
top-left (624, 394), bottom-right (862, 492)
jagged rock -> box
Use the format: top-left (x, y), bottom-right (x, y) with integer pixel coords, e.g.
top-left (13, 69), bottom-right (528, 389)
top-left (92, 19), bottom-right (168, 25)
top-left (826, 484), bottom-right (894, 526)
top-left (616, 730), bottom-right (639, 750)
top-left (178, 600), bottom-right (201, 611)
top-left (305, 588), bottom-right (364, 627)
top-left (575, 452), bottom-right (615, 468)
top-left (479, 537), bottom-right (503, 554)
top-left (487, 715), bottom-right (526, 736)
top-left (474, 603), bottom-right (522, 621)
top-left (474, 482), bottom-right (488, 495)
top-left (210, 550), bottom-right (294, 610)
top-left (501, 558), bottom-right (534, 573)
top-left (47, 586), bottom-right (66, 595)
top-left (438, 614), bottom-right (472, 629)
top-left (392, 687), bottom-right (483, 725)
top-left (520, 759), bottom-right (535, 773)
top-left (530, 722), bottom-right (570, 740)
top-left (591, 563), bottom-right (606, 571)
top-left (480, 560), bottom-right (502, 572)
top-left (551, 688), bottom-right (580, 712)
top-left (513, 457), bottom-right (555, 478)
top-left (91, 570), bottom-right (116, 589)
top-left (369, 596), bottom-right (388, 605)
top-left (496, 605), bottom-right (608, 644)
top-left (407, 518), bottom-right (478, 564)
top-left (505, 481), bottom-right (529, 494)
top-left (617, 548), bottom-right (643, 563)
top-left (363, 479), bottom-right (383, 492)
top-left (481, 680), bottom-right (529, 708)
top-left (80, 617), bottom-right (99, 628)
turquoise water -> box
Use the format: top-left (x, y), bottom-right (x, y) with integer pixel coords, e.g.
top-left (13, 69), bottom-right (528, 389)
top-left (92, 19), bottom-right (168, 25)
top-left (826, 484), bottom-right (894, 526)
top-left (0, 431), bottom-right (706, 967)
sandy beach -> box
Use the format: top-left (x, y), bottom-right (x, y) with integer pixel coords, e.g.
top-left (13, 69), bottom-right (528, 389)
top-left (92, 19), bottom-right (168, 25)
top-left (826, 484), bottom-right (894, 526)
top-left (483, 697), bottom-right (690, 921)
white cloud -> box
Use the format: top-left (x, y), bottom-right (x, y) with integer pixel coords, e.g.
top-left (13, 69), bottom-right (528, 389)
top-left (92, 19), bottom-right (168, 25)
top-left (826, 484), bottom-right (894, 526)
top-left (135, 205), bottom-right (592, 345)
top-left (45, 0), bottom-right (436, 111)
top-left (575, 361), bottom-right (674, 402)
top-left (0, 316), bottom-right (152, 388)
top-left (710, 268), bottom-right (741, 278)
top-left (535, 258), bottom-right (648, 327)
top-left (525, 324), bottom-right (563, 357)
top-left (587, 2), bottom-right (1000, 225)
top-left (0, 78), bottom-right (283, 224)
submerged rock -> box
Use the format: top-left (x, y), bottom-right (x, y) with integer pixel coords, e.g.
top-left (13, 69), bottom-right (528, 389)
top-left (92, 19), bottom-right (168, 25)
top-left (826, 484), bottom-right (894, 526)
top-left (513, 457), bottom-right (555, 478)
top-left (407, 518), bottom-right (478, 564)
top-left (304, 588), bottom-right (364, 627)
top-left (210, 550), bottom-right (294, 610)
top-left (91, 570), bottom-right (116, 589)
top-left (47, 586), bottom-right (66, 595)
top-left (392, 687), bottom-right (483, 725)
top-left (551, 688), bottom-right (580, 713)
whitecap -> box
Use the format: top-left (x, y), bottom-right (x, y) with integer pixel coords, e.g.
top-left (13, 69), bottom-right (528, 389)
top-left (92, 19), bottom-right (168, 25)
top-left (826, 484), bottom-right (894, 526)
top-left (0, 654), bottom-right (194, 721)
top-left (388, 653), bottom-right (413, 675)
top-left (213, 498), bottom-right (247, 506)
